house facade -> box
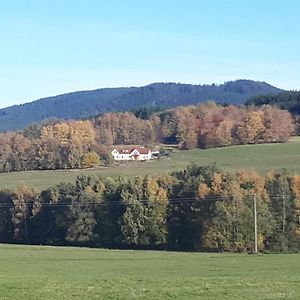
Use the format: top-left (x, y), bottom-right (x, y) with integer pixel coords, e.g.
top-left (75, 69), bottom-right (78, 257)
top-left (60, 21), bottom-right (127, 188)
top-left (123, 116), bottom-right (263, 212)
top-left (111, 147), bottom-right (152, 161)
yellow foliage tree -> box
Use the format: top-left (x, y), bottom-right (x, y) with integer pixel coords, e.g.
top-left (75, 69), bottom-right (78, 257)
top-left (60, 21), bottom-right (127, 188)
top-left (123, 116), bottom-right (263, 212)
top-left (41, 120), bottom-right (95, 145)
top-left (81, 152), bottom-right (101, 168)
top-left (11, 184), bottom-right (40, 241)
top-left (236, 110), bottom-right (265, 144)
top-left (292, 175), bottom-right (300, 236)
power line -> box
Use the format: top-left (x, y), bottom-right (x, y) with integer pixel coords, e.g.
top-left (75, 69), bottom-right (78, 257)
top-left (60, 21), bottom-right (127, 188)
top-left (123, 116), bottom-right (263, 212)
top-left (253, 194), bottom-right (258, 253)
top-left (0, 192), bottom-right (296, 208)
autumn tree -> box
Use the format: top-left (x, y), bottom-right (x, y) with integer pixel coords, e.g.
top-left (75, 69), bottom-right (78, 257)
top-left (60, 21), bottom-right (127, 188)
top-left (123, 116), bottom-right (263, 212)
top-left (41, 120), bottom-right (95, 145)
top-left (94, 112), bottom-right (155, 145)
top-left (0, 133), bottom-right (13, 172)
top-left (120, 175), bottom-right (169, 246)
top-left (81, 152), bottom-right (101, 168)
top-left (262, 106), bottom-right (295, 142)
top-left (176, 108), bottom-right (198, 150)
top-left (199, 170), bottom-right (271, 252)
top-left (167, 164), bottom-right (220, 250)
top-left (292, 175), bottom-right (300, 239)
top-left (235, 110), bottom-right (265, 144)
top-left (265, 171), bottom-right (300, 251)
top-left (65, 176), bottom-right (103, 244)
top-left (8, 133), bottom-right (32, 171)
top-left (142, 175), bottom-right (168, 244)
top-left (204, 120), bottom-right (233, 148)
top-left (29, 137), bottom-right (61, 170)
top-left (10, 184), bottom-right (40, 242)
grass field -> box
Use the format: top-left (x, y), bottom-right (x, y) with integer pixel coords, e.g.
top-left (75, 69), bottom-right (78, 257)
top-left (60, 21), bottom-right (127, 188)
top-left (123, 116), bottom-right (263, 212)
top-left (1, 137), bottom-right (300, 191)
top-left (0, 245), bottom-right (299, 300)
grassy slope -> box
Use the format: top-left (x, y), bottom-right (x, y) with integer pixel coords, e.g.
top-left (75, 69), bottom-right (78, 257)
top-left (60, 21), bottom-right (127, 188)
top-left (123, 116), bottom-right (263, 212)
top-left (0, 245), bottom-right (299, 300)
top-left (1, 137), bottom-right (300, 191)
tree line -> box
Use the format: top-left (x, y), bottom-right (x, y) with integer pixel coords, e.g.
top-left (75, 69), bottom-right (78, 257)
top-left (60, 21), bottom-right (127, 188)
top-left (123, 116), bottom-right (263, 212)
top-left (246, 91), bottom-right (300, 115)
top-left (0, 103), bottom-right (296, 172)
top-left (158, 103), bottom-right (295, 149)
top-left (0, 121), bottom-right (110, 172)
top-left (0, 164), bottom-right (299, 252)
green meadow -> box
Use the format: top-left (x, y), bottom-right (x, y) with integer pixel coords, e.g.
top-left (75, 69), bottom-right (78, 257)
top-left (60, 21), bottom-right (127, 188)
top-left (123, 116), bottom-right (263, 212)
top-left (0, 244), bottom-right (299, 300)
top-left (1, 138), bottom-right (300, 191)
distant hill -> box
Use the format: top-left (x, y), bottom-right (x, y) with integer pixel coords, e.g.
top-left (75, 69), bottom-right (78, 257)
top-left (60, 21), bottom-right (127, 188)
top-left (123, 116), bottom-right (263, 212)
top-left (246, 91), bottom-right (300, 114)
top-left (0, 80), bottom-right (282, 131)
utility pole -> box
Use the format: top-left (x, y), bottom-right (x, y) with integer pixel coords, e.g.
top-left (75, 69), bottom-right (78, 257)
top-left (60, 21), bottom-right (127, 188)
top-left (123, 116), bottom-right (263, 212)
top-left (281, 187), bottom-right (286, 251)
top-left (253, 194), bottom-right (258, 253)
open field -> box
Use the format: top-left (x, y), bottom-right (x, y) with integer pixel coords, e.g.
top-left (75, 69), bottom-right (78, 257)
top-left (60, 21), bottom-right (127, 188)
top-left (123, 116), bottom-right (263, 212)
top-left (1, 137), bottom-right (300, 191)
top-left (0, 245), bottom-right (299, 300)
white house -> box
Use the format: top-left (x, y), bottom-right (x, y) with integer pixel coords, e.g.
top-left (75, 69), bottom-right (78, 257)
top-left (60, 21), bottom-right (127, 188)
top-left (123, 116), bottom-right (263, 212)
top-left (111, 146), bottom-right (152, 161)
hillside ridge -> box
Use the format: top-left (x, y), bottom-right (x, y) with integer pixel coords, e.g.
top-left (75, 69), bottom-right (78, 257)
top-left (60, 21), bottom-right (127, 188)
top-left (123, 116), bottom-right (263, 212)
top-left (0, 79), bottom-right (282, 131)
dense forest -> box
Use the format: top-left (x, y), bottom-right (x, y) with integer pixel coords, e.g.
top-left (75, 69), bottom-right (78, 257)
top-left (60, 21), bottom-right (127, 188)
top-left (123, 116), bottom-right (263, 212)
top-left (0, 80), bottom-right (281, 131)
top-left (0, 164), bottom-right (299, 252)
top-left (246, 91), bottom-right (300, 115)
top-left (0, 103), bottom-right (296, 173)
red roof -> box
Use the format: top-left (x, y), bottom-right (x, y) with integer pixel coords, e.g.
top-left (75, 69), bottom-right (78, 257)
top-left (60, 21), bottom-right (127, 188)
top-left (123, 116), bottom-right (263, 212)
top-left (114, 146), bottom-right (150, 155)
top-left (137, 147), bottom-right (150, 154)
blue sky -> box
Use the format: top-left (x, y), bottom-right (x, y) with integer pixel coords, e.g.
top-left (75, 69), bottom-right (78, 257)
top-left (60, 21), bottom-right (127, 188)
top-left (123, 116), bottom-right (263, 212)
top-left (0, 0), bottom-right (299, 108)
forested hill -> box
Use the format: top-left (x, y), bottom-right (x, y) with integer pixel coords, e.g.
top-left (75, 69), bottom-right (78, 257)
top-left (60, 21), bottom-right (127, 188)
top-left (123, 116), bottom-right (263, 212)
top-left (246, 91), bottom-right (300, 114)
top-left (0, 79), bottom-right (281, 131)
